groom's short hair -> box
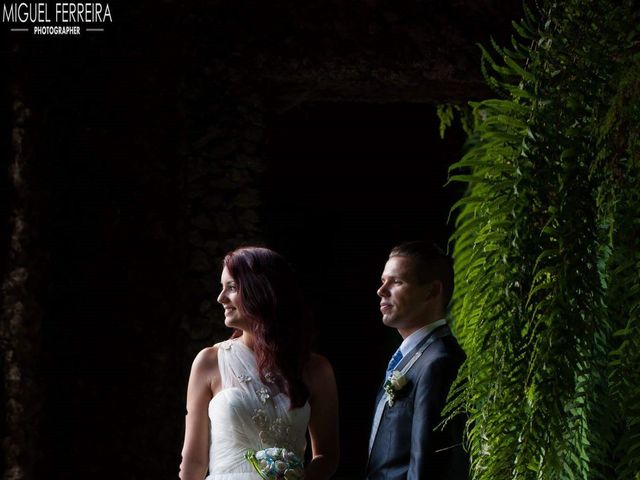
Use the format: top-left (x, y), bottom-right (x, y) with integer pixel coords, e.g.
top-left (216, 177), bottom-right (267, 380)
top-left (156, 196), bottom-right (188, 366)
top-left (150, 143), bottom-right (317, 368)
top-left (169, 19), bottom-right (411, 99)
top-left (389, 240), bottom-right (454, 307)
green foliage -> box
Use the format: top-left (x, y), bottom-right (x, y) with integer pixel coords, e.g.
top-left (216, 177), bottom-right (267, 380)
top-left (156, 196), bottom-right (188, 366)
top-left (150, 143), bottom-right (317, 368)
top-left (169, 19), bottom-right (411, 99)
top-left (437, 104), bottom-right (455, 139)
top-left (437, 104), bottom-right (475, 138)
top-left (446, 1), bottom-right (640, 479)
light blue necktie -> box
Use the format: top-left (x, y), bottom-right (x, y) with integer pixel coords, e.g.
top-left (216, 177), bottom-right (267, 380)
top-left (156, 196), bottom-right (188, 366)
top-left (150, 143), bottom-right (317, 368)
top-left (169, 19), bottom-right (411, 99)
top-left (385, 349), bottom-right (404, 380)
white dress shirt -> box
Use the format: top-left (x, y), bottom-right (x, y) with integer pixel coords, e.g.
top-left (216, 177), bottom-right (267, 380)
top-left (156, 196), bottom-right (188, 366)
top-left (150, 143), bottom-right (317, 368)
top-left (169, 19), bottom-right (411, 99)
top-left (397, 318), bottom-right (448, 357)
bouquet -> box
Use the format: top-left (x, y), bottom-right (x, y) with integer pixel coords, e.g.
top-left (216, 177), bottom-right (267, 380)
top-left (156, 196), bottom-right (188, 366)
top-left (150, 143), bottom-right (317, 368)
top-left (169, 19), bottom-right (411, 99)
top-left (245, 447), bottom-right (304, 480)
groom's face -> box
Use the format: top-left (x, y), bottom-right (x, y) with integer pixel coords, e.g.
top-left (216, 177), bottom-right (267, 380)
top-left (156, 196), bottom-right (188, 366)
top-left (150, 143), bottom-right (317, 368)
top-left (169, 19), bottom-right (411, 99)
top-left (377, 256), bottom-right (434, 336)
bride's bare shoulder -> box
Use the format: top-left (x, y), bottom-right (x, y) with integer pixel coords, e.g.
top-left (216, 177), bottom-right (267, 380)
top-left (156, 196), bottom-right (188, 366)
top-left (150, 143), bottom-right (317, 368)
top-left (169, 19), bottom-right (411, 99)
top-left (189, 345), bottom-right (222, 395)
top-left (191, 345), bottom-right (220, 374)
top-left (304, 353), bottom-right (335, 387)
top-left (307, 352), bottom-right (332, 371)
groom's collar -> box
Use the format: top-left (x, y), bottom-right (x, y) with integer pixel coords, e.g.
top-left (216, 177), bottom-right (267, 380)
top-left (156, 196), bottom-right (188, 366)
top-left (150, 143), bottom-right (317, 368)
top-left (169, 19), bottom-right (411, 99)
top-left (398, 318), bottom-right (447, 357)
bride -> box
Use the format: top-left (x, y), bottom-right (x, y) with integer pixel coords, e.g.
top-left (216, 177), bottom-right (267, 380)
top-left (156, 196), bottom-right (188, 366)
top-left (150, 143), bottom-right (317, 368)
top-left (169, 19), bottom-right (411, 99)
top-left (179, 247), bottom-right (339, 480)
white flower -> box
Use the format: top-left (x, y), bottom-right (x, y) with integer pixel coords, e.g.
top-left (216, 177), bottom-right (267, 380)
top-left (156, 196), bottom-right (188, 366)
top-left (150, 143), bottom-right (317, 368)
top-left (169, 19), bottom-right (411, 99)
top-left (258, 459), bottom-right (270, 472)
top-left (388, 371), bottom-right (407, 390)
top-left (383, 370), bottom-right (408, 407)
top-left (284, 450), bottom-right (297, 462)
top-left (252, 409), bottom-right (268, 429)
top-left (265, 447), bottom-right (281, 457)
top-left (284, 468), bottom-right (303, 480)
top-left (257, 388), bottom-right (271, 404)
top-left (274, 461), bottom-right (287, 473)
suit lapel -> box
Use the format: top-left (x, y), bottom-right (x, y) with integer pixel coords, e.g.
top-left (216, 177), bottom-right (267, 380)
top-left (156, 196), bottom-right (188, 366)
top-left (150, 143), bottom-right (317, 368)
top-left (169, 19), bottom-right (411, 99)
top-left (394, 324), bottom-right (450, 372)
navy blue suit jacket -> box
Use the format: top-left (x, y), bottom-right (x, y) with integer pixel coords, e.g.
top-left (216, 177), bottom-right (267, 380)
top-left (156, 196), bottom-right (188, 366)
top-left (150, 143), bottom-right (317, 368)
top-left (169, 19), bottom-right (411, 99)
top-left (367, 326), bottom-right (468, 480)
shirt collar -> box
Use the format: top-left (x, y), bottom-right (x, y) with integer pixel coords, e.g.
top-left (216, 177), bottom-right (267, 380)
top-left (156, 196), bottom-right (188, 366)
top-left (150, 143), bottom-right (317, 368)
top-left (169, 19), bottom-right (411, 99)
top-left (398, 318), bottom-right (448, 357)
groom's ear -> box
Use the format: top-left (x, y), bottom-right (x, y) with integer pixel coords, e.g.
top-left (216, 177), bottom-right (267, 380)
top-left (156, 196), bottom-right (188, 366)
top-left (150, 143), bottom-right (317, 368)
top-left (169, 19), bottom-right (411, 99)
top-left (425, 280), bottom-right (443, 300)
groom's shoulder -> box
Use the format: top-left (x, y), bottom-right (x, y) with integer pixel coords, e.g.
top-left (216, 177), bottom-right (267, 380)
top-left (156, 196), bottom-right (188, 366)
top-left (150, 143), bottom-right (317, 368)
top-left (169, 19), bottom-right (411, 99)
top-left (414, 334), bottom-right (465, 370)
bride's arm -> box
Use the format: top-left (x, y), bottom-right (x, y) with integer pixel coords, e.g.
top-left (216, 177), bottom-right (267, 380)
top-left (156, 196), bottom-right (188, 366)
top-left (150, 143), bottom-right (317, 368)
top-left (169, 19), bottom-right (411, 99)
top-left (304, 354), bottom-right (339, 480)
top-left (179, 347), bottom-right (219, 480)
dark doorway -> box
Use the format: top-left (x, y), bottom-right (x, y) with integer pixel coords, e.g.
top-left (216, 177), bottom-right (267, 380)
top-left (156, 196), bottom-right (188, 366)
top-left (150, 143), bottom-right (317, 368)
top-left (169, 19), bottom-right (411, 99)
top-left (262, 102), bottom-right (466, 477)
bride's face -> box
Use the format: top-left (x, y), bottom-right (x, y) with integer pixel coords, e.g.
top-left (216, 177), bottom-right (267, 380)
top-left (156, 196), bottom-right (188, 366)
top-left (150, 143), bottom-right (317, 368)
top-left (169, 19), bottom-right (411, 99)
top-left (217, 266), bottom-right (249, 330)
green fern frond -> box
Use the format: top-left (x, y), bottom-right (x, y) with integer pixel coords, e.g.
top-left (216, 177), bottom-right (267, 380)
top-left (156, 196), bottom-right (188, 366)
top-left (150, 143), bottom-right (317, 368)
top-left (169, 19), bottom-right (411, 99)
top-left (444, 1), bottom-right (640, 479)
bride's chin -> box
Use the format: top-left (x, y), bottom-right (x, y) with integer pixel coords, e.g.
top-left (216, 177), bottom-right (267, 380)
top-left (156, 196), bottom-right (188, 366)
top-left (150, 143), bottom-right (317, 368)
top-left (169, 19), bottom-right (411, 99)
top-left (225, 318), bottom-right (248, 331)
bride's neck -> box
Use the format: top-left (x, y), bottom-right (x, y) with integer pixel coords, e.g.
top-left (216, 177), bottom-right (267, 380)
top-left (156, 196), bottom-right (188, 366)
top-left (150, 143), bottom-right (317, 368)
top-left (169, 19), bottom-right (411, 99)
top-left (238, 331), bottom-right (255, 350)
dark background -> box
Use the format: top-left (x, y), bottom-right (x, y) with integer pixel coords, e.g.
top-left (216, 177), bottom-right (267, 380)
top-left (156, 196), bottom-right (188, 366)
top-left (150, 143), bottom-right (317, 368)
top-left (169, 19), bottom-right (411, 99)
top-left (1, 1), bottom-right (521, 478)
top-left (264, 102), bottom-right (466, 471)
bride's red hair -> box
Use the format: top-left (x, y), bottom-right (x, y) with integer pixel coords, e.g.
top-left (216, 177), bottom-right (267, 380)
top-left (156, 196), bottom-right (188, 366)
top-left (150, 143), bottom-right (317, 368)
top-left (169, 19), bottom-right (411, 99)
top-left (224, 246), bottom-right (312, 409)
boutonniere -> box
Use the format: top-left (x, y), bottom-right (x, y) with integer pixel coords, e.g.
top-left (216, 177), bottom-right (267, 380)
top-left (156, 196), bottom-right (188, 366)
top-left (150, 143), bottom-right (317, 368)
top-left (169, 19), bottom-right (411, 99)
top-left (383, 370), bottom-right (408, 407)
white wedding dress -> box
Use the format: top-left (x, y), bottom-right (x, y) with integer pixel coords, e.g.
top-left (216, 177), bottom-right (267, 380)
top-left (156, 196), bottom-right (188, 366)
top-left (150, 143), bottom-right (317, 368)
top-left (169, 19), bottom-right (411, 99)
top-left (205, 339), bottom-right (311, 479)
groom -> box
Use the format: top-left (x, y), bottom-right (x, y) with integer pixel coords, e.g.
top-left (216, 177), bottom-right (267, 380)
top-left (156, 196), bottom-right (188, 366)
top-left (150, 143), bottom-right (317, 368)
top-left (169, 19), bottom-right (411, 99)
top-left (367, 241), bottom-right (468, 480)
